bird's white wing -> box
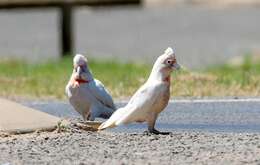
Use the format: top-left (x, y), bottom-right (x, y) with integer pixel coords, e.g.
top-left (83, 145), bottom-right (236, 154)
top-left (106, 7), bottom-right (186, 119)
top-left (98, 84), bottom-right (156, 130)
top-left (88, 79), bottom-right (116, 109)
top-left (115, 85), bottom-right (155, 125)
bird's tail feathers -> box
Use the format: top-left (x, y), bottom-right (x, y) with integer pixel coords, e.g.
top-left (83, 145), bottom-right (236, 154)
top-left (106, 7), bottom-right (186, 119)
top-left (98, 107), bottom-right (124, 131)
top-left (99, 105), bottom-right (115, 119)
top-left (98, 120), bottom-right (117, 130)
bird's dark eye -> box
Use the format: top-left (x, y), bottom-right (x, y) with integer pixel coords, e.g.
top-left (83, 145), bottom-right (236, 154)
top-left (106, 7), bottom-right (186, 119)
top-left (167, 60), bottom-right (172, 64)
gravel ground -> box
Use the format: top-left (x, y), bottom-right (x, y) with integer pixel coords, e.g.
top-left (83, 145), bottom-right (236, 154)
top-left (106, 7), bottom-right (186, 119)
top-left (1, 122), bottom-right (260, 165)
top-left (1, 99), bottom-right (260, 164)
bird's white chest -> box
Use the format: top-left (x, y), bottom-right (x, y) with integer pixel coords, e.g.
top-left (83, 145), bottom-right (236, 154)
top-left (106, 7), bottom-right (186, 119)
top-left (151, 83), bottom-right (170, 113)
top-left (139, 83), bottom-right (170, 118)
top-left (67, 84), bottom-right (92, 103)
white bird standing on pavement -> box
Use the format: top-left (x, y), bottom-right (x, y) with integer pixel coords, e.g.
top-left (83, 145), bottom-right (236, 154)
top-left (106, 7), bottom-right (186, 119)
top-left (66, 54), bottom-right (116, 121)
top-left (98, 47), bottom-right (180, 134)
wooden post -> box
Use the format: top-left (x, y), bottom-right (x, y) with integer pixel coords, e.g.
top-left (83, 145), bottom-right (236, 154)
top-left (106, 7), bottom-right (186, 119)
top-left (0, 0), bottom-right (141, 58)
top-left (60, 4), bottom-right (73, 56)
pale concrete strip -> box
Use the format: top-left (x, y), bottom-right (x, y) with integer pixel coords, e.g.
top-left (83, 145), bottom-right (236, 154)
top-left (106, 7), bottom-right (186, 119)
top-left (0, 98), bottom-right (61, 134)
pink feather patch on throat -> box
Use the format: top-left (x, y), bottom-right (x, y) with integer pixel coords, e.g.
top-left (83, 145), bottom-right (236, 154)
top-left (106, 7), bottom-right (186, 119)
top-left (75, 79), bottom-right (89, 84)
top-left (164, 76), bottom-right (171, 83)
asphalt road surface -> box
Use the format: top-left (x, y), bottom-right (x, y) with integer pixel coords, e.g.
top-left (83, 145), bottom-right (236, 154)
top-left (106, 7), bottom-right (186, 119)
top-left (20, 98), bottom-right (260, 133)
top-left (0, 5), bottom-right (260, 68)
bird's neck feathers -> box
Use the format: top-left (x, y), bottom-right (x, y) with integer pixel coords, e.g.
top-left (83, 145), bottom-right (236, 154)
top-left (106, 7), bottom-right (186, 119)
top-left (83, 69), bottom-right (94, 81)
top-left (147, 62), bottom-right (171, 84)
top-left (69, 67), bottom-right (94, 85)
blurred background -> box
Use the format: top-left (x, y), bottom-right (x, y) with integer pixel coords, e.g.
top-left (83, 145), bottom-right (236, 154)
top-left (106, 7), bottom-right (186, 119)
top-left (1, 0), bottom-right (260, 99)
top-left (0, 0), bottom-right (259, 68)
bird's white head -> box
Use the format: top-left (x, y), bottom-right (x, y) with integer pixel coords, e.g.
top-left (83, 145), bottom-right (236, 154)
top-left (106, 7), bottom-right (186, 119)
top-left (72, 54), bottom-right (92, 83)
top-left (73, 54), bottom-right (87, 67)
top-left (148, 47), bottom-right (180, 83)
top-left (158, 47), bottom-right (180, 71)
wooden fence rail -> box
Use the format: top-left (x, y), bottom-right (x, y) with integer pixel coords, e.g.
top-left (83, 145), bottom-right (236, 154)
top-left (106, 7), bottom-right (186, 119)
top-left (0, 0), bottom-right (141, 56)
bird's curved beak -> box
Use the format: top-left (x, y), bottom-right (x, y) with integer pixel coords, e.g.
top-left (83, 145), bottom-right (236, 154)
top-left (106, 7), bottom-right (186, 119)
top-left (75, 66), bottom-right (82, 78)
top-left (172, 63), bottom-right (181, 70)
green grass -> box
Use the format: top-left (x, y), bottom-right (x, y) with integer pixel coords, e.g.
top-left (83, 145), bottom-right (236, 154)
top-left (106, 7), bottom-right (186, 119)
top-left (0, 57), bottom-right (151, 99)
top-left (207, 55), bottom-right (260, 86)
top-left (1, 55), bottom-right (260, 100)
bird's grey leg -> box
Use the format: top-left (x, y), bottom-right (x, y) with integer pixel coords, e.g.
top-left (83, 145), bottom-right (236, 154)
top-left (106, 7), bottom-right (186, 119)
top-left (87, 112), bottom-right (95, 121)
top-left (82, 113), bottom-right (87, 121)
top-left (146, 113), bottom-right (171, 135)
top-left (83, 111), bottom-right (93, 121)
top-left (146, 112), bottom-right (157, 134)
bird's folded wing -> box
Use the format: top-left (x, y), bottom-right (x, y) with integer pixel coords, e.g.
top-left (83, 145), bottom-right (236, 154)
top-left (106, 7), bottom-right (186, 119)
top-left (88, 79), bottom-right (115, 109)
top-left (98, 86), bottom-right (151, 130)
top-left (115, 85), bottom-right (155, 125)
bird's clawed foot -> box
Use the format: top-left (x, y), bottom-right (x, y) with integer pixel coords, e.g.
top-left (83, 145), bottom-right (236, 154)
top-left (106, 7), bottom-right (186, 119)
top-left (144, 129), bottom-right (172, 135)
